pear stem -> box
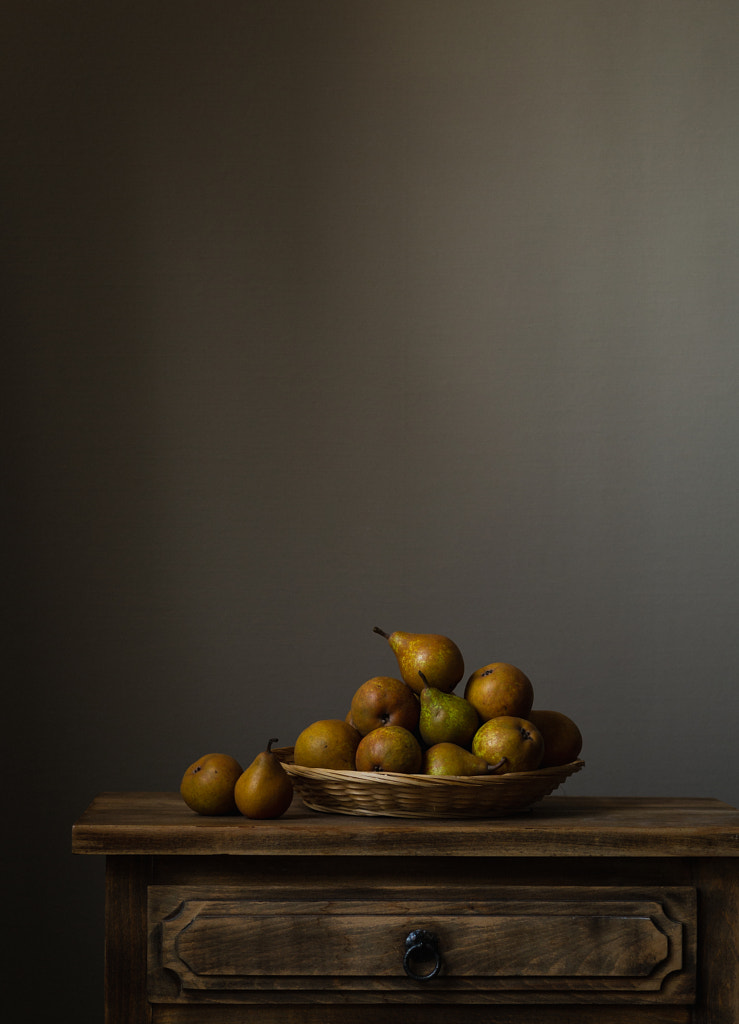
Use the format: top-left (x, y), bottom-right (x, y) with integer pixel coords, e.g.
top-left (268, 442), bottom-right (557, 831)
top-left (418, 671), bottom-right (430, 690)
top-left (266, 738), bottom-right (279, 754)
top-left (486, 757), bottom-right (507, 773)
top-left (373, 626), bottom-right (391, 639)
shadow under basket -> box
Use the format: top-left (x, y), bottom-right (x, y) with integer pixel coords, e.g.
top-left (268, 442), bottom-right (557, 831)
top-left (276, 748), bottom-right (584, 819)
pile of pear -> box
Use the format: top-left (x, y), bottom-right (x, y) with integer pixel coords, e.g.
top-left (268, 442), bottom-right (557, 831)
top-left (292, 627), bottom-right (583, 779)
top-left (178, 626), bottom-right (583, 820)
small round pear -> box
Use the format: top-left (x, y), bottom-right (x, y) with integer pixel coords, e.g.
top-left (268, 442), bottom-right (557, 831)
top-left (472, 716), bottom-right (544, 773)
top-left (293, 719), bottom-right (361, 770)
top-left (350, 676), bottom-right (420, 736)
top-left (464, 662), bottom-right (533, 722)
top-left (355, 725), bottom-right (423, 774)
top-left (180, 753), bottom-right (243, 815)
top-left (234, 738), bottom-right (293, 819)
top-left (527, 710), bottom-right (583, 767)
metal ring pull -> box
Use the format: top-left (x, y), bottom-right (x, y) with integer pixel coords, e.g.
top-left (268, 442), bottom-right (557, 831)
top-left (403, 929), bottom-right (442, 981)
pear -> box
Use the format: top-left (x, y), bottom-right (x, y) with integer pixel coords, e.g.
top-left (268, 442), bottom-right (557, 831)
top-left (373, 626), bottom-right (464, 694)
top-left (355, 725), bottom-right (423, 773)
top-left (464, 662), bottom-right (533, 722)
top-left (423, 742), bottom-right (503, 776)
top-left (418, 673), bottom-right (479, 748)
top-left (180, 753), bottom-right (243, 815)
top-left (294, 719), bottom-right (361, 770)
top-left (234, 738), bottom-right (294, 819)
top-left (350, 676), bottom-right (420, 736)
top-left (472, 717), bottom-right (544, 773)
top-left (527, 709), bottom-right (583, 767)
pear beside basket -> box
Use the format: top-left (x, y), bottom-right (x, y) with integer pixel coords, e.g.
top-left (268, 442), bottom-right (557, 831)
top-left (276, 748), bottom-right (584, 819)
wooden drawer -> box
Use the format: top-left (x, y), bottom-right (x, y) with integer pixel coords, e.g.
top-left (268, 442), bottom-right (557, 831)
top-left (148, 884), bottom-right (695, 1006)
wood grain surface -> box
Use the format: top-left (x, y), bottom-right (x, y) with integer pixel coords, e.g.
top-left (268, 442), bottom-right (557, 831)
top-left (73, 794), bottom-right (739, 1024)
top-left (73, 792), bottom-right (739, 857)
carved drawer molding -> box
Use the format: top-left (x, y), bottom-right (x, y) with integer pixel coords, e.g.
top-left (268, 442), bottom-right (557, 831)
top-left (148, 884), bottom-right (695, 1005)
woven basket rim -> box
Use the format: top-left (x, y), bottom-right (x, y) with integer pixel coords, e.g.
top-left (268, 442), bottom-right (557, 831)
top-left (276, 747), bottom-right (584, 817)
top-left (277, 747), bottom-right (584, 785)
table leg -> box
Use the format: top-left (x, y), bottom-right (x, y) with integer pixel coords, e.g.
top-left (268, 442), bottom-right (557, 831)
top-left (105, 855), bottom-right (151, 1024)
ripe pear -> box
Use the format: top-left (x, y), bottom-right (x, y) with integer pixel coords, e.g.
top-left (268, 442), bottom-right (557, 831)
top-left (423, 742), bottom-right (503, 776)
top-left (373, 627), bottom-right (464, 694)
top-left (464, 662), bottom-right (533, 722)
top-left (350, 676), bottom-right (420, 736)
top-left (180, 753), bottom-right (243, 815)
top-left (355, 725), bottom-right (423, 773)
top-left (472, 716), bottom-right (544, 773)
top-left (418, 673), bottom-right (479, 748)
top-left (527, 709), bottom-right (583, 767)
top-left (234, 739), bottom-right (294, 819)
top-left (293, 719), bottom-right (361, 770)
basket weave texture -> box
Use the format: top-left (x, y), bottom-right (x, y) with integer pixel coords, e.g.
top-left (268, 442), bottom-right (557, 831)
top-left (276, 748), bottom-right (584, 819)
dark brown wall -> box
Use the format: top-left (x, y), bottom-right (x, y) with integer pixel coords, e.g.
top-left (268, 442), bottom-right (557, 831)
top-left (6, 3), bottom-right (739, 1019)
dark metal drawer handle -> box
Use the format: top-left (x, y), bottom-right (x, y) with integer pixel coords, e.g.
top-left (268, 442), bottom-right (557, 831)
top-left (403, 929), bottom-right (442, 981)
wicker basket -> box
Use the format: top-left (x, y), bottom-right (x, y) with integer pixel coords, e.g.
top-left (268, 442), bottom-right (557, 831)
top-left (276, 748), bottom-right (584, 819)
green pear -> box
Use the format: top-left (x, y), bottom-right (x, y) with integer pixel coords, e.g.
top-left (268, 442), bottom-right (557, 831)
top-left (418, 673), bottom-right (479, 747)
top-left (234, 739), bottom-right (294, 819)
top-left (422, 742), bottom-right (503, 776)
top-left (373, 626), bottom-right (464, 694)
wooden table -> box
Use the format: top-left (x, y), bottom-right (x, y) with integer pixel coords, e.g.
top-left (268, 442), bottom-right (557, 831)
top-left (72, 793), bottom-right (739, 1024)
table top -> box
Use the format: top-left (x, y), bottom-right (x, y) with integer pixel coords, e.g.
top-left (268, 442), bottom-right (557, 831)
top-left (72, 793), bottom-right (739, 858)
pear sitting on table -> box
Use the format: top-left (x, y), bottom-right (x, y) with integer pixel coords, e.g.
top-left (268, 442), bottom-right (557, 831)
top-left (234, 739), bottom-right (293, 819)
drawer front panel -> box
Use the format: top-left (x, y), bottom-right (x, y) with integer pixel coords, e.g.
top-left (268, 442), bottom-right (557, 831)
top-left (148, 886), bottom-right (695, 1005)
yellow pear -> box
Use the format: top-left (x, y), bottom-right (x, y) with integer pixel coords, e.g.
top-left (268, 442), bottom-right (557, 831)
top-left (422, 742), bottom-right (502, 776)
top-left (464, 662), bottom-right (533, 722)
top-left (373, 627), bottom-right (464, 694)
top-left (355, 725), bottom-right (423, 773)
top-left (472, 716), bottom-right (544, 773)
top-left (293, 719), bottom-right (361, 770)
